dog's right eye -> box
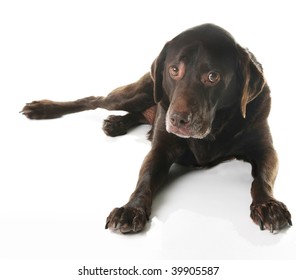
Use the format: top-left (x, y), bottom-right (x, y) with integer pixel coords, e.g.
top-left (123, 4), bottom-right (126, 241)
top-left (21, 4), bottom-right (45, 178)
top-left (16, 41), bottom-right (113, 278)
top-left (168, 62), bottom-right (185, 80)
top-left (169, 66), bottom-right (179, 77)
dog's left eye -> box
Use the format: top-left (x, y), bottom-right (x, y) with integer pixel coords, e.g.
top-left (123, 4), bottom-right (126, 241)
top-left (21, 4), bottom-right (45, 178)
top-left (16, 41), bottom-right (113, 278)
top-left (208, 71), bottom-right (220, 83)
top-left (202, 71), bottom-right (220, 86)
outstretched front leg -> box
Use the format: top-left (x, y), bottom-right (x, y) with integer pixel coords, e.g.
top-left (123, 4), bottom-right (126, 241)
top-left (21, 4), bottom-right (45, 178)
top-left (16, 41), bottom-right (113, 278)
top-left (21, 73), bottom-right (156, 134)
top-left (105, 109), bottom-right (186, 233)
top-left (247, 138), bottom-right (292, 232)
top-left (105, 145), bottom-right (171, 233)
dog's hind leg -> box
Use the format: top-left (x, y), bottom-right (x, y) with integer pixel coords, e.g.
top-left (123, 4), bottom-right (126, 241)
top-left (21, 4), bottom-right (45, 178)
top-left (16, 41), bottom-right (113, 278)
top-left (21, 72), bottom-right (155, 120)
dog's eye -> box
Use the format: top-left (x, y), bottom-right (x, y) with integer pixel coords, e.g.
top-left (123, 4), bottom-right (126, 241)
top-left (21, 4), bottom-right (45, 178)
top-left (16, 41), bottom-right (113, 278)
top-left (208, 71), bottom-right (220, 83)
top-left (202, 71), bottom-right (220, 86)
top-left (168, 62), bottom-right (185, 80)
top-left (169, 66), bottom-right (179, 77)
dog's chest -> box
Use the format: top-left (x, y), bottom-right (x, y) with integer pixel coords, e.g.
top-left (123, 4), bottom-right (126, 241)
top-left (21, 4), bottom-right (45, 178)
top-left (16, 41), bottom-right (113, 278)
top-left (187, 139), bottom-right (225, 166)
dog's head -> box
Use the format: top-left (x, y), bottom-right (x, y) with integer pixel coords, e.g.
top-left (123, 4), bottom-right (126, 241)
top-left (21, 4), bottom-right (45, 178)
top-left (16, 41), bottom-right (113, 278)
top-left (151, 24), bottom-right (266, 139)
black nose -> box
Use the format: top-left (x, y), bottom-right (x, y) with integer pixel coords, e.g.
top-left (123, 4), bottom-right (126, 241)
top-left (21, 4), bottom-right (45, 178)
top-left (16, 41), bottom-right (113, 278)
top-left (170, 112), bottom-right (191, 128)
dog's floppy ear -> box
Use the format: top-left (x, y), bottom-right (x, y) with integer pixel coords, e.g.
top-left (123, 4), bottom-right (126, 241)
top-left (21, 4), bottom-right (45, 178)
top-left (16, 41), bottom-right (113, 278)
top-left (150, 41), bottom-right (170, 103)
top-left (238, 45), bottom-right (266, 118)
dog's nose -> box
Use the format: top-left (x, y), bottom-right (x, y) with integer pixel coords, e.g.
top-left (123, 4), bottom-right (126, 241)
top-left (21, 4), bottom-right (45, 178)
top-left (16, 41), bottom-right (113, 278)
top-left (170, 112), bottom-right (191, 128)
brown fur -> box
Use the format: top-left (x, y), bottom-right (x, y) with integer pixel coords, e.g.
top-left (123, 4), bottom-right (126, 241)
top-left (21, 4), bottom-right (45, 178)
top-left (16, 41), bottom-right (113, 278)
top-left (22, 24), bottom-right (291, 233)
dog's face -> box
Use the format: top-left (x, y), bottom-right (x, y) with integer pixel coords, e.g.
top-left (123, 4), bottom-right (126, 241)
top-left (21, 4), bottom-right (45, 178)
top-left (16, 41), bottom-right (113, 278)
top-left (163, 39), bottom-right (238, 139)
top-left (151, 24), bottom-right (266, 139)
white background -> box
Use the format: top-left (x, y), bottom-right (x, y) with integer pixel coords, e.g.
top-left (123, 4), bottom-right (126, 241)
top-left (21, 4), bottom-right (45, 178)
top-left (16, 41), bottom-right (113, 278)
top-left (1, 0), bottom-right (296, 279)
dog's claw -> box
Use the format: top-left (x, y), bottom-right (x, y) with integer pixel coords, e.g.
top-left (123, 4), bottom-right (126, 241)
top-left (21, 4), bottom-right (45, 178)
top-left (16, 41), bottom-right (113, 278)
top-left (259, 219), bottom-right (264, 230)
top-left (251, 200), bottom-right (292, 233)
top-left (105, 206), bottom-right (147, 233)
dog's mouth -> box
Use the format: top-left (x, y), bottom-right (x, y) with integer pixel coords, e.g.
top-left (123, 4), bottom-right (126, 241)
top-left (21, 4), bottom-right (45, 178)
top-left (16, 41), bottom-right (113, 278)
top-left (165, 113), bottom-right (212, 139)
top-left (167, 126), bottom-right (211, 139)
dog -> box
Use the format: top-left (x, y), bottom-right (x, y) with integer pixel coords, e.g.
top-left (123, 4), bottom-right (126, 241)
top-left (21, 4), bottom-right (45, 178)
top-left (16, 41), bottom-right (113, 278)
top-left (22, 23), bottom-right (292, 233)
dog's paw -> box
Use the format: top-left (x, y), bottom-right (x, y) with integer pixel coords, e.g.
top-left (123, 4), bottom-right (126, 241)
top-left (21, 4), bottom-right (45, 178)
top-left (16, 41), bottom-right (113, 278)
top-left (250, 199), bottom-right (292, 233)
top-left (21, 100), bottom-right (63, 119)
top-left (105, 206), bottom-right (148, 233)
top-left (102, 115), bottom-right (128, 137)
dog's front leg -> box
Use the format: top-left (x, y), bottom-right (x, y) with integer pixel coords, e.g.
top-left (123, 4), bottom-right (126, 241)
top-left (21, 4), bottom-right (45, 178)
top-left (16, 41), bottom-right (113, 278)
top-left (105, 108), bottom-right (185, 234)
top-left (105, 145), bottom-right (176, 233)
top-left (248, 145), bottom-right (292, 232)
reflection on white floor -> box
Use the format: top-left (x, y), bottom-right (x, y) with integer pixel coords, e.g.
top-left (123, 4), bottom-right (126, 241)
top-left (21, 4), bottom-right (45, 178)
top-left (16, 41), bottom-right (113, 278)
top-left (1, 110), bottom-right (295, 261)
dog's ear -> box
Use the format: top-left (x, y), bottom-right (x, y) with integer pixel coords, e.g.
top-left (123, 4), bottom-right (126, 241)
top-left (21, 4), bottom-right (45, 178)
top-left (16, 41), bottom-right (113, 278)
top-left (150, 41), bottom-right (170, 103)
top-left (238, 46), bottom-right (266, 118)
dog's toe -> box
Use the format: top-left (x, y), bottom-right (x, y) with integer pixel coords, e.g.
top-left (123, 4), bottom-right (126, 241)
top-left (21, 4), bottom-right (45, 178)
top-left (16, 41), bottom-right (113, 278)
top-left (102, 115), bottom-right (128, 137)
top-left (250, 199), bottom-right (292, 232)
top-left (105, 206), bottom-right (148, 233)
top-left (21, 100), bottom-right (63, 119)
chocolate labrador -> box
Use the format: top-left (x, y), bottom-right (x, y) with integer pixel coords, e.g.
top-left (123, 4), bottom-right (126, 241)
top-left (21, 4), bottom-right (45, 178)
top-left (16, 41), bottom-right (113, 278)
top-left (22, 23), bottom-right (292, 233)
